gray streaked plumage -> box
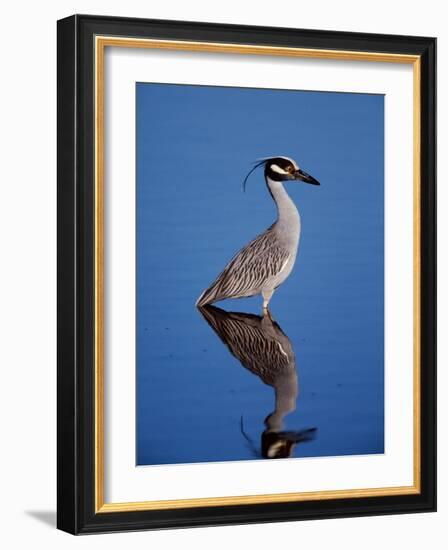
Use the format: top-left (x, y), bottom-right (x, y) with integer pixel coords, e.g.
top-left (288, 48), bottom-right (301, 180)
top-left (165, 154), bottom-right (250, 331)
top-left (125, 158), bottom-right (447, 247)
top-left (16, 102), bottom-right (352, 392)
top-left (196, 229), bottom-right (291, 308)
top-left (196, 156), bottom-right (319, 311)
top-left (198, 304), bottom-right (295, 385)
top-left (198, 305), bottom-right (316, 458)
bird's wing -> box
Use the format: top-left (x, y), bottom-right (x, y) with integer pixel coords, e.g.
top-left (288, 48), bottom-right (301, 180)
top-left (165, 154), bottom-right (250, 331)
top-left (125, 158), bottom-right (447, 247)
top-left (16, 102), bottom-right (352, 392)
top-left (198, 306), bottom-right (294, 384)
top-left (196, 230), bottom-right (290, 305)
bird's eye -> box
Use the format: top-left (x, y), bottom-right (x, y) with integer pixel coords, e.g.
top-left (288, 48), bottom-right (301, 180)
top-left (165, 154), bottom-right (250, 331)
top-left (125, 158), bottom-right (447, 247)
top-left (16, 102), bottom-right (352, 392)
top-left (286, 165), bottom-right (294, 173)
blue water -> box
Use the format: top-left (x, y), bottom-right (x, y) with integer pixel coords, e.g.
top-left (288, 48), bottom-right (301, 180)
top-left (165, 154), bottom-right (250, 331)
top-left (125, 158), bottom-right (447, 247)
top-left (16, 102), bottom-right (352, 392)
top-left (136, 83), bottom-right (384, 465)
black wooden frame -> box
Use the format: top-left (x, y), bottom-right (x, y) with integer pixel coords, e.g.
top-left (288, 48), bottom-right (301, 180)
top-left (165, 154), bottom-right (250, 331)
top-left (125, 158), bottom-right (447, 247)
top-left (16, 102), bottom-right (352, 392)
top-left (57, 14), bottom-right (436, 534)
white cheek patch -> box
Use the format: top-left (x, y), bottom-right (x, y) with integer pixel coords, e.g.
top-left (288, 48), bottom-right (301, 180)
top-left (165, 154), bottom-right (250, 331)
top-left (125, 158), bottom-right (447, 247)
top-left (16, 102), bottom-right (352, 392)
top-left (267, 441), bottom-right (284, 458)
top-left (270, 164), bottom-right (288, 175)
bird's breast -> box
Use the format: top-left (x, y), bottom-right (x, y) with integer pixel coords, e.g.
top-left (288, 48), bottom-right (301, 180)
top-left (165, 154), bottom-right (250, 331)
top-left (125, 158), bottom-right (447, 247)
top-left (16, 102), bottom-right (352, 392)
top-left (273, 216), bottom-right (301, 252)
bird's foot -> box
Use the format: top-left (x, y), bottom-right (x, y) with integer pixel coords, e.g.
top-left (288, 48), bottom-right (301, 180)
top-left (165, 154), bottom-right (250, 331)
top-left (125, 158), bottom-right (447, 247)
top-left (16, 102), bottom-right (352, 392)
top-left (263, 306), bottom-right (275, 323)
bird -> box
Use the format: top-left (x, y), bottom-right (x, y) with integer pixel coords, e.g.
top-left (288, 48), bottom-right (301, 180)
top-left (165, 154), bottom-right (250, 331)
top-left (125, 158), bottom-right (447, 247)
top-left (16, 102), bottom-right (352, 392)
top-left (196, 156), bottom-right (320, 314)
top-left (198, 304), bottom-right (316, 459)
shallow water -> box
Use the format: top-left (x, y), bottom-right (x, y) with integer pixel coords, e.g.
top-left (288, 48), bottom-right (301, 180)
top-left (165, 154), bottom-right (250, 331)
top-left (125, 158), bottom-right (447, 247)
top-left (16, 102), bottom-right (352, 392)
top-left (136, 83), bottom-right (384, 465)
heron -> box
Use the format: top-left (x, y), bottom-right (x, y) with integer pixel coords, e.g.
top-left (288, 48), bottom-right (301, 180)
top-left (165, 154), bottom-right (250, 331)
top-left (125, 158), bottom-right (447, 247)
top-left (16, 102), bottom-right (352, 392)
top-left (196, 156), bottom-right (320, 313)
top-left (198, 304), bottom-right (316, 459)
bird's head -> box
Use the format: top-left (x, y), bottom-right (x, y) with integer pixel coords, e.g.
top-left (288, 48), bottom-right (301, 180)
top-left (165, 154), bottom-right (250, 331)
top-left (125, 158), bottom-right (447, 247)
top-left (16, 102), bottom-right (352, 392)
top-left (261, 427), bottom-right (317, 459)
top-left (243, 156), bottom-right (320, 190)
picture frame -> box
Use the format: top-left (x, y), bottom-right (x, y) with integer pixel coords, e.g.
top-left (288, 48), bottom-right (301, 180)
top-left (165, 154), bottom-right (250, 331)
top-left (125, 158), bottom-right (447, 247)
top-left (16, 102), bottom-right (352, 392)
top-left (57, 14), bottom-right (436, 534)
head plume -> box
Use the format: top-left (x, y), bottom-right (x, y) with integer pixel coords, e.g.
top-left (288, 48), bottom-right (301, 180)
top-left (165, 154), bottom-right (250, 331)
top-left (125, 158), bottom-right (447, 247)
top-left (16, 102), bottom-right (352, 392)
top-left (242, 158), bottom-right (269, 192)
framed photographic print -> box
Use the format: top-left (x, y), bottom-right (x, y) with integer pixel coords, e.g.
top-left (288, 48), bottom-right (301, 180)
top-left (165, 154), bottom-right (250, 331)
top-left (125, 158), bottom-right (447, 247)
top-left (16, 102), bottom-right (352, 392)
top-left (57, 14), bottom-right (436, 534)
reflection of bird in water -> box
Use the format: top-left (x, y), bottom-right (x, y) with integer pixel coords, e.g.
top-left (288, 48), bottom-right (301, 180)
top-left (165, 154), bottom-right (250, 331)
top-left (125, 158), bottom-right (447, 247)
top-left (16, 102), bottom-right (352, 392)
top-left (198, 305), bottom-right (316, 459)
top-left (196, 156), bottom-right (319, 314)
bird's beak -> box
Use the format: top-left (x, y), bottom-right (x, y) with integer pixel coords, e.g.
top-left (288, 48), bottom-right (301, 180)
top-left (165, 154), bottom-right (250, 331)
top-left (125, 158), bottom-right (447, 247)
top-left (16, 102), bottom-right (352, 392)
top-left (281, 427), bottom-right (317, 443)
top-left (294, 168), bottom-right (320, 185)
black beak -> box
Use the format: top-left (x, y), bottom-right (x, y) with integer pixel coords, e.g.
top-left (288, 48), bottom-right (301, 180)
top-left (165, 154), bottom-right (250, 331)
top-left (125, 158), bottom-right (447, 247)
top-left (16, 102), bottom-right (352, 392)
top-left (295, 169), bottom-right (320, 185)
top-left (281, 427), bottom-right (317, 443)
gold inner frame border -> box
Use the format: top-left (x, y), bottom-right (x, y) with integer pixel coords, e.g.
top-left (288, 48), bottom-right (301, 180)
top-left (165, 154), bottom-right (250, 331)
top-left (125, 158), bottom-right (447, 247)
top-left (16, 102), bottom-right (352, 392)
top-left (94, 35), bottom-right (421, 513)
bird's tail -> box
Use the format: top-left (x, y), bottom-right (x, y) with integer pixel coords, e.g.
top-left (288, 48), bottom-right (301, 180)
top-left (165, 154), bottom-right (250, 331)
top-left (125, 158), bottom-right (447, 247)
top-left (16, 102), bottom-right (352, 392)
top-left (195, 281), bottom-right (221, 307)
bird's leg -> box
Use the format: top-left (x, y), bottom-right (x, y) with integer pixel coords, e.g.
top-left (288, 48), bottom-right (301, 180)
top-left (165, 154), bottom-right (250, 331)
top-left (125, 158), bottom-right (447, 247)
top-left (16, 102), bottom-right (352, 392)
top-left (262, 289), bottom-right (274, 321)
top-left (263, 307), bottom-right (275, 323)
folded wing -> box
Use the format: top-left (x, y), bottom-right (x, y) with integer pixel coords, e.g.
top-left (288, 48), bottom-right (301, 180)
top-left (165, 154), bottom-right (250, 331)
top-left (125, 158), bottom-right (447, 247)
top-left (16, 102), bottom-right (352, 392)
top-left (196, 230), bottom-right (290, 306)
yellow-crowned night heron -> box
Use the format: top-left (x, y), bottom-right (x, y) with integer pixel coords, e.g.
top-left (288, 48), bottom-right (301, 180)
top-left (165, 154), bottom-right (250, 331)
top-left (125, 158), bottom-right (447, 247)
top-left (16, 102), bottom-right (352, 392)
top-left (196, 156), bottom-right (319, 313)
top-left (198, 305), bottom-right (316, 459)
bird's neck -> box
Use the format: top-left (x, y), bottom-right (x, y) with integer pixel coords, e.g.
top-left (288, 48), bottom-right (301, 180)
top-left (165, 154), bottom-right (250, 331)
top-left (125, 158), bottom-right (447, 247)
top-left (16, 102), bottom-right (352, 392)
top-left (267, 370), bottom-right (298, 432)
top-left (265, 176), bottom-right (300, 233)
